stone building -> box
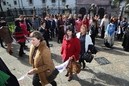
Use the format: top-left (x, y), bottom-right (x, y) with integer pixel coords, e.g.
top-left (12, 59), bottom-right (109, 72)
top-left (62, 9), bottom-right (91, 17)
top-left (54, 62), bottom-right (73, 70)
top-left (76, 0), bottom-right (119, 18)
top-left (1, 0), bottom-right (76, 16)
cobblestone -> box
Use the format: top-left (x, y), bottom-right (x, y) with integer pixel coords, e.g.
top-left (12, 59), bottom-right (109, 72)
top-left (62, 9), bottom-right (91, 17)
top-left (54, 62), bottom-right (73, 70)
top-left (0, 37), bottom-right (129, 86)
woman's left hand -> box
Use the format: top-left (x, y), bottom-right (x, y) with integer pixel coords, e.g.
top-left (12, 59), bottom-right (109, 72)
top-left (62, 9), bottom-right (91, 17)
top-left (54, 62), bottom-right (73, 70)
top-left (27, 69), bottom-right (34, 75)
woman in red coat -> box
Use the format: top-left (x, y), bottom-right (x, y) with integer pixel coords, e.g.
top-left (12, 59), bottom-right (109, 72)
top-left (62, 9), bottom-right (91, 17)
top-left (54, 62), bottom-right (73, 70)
top-left (61, 25), bottom-right (81, 81)
top-left (61, 25), bottom-right (81, 62)
top-left (13, 19), bottom-right (28, 57)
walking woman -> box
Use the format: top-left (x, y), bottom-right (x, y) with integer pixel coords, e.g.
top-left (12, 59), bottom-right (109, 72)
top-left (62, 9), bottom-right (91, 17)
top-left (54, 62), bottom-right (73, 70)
top-left (0, 17), bottom-right (13, 55)
top-left (28, 31), bottom-right (57, 86)
top-left (61, 25), bottom-right (81, 62)
top-left (13, 19), bottom-right (28, 57)
top-left (57, 14), bottom-right (65, 43)
top-left (104, 19), bottom-right (116, 48)
top-left (39, 20), bottom-right (50, 48)
top-left (76, 25), bottom-right (93, 69)
top-left (61, 25), bottom-right (81, 81)
top-left (122, 26), bottom-right (129, 51)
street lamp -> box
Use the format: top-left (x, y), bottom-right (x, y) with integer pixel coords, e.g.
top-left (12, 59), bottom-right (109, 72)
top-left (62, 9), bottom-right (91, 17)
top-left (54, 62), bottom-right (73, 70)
top-left (58, 0), bottom-right (60, 14)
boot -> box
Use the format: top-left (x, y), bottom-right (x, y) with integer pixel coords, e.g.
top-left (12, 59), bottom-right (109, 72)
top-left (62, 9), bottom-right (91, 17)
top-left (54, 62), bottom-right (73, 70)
top-left (68, 75), bottom-right (72, 81)
top-left (82, 63), bottom-right (86, 69)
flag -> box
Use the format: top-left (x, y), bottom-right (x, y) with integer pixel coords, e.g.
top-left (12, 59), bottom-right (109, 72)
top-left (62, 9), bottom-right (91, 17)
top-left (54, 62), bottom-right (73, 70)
top-left (18, 59), bottom-right (70, 81)
top-left (55, 59), bottom-right (70, 73)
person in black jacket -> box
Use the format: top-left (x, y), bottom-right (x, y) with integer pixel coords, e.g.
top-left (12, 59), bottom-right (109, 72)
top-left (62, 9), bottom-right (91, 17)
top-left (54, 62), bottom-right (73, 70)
top-left (39, 20), bottom-right (50, 48)
top-left (122, 26), bottom-right (129, 51)
top-left (0, 58), bottom-right (19, 86)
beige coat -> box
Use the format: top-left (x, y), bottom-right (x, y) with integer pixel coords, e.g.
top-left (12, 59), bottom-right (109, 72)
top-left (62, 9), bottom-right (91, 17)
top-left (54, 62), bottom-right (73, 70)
top-left (29, 41), bottom-right (55, 86)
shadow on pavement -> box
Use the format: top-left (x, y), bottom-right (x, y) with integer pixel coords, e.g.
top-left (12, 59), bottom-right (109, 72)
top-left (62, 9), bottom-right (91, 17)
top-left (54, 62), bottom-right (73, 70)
top-left (11, 43), bottom-right (31, 67)
top-left (77, 68), bottom-right (129, 86)
top-left (96, 38), bottom-right (129, 56)
top-left (51, 53), bottom-right (62, 64)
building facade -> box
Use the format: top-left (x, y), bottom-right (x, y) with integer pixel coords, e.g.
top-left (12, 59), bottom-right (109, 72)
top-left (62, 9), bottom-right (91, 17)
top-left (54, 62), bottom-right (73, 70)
top-left (76, 0), bottom-right (119, 18)
top-left (1, 0), bottom-right (76, 15)
top-left (1, 0), bottom-right (119, 17)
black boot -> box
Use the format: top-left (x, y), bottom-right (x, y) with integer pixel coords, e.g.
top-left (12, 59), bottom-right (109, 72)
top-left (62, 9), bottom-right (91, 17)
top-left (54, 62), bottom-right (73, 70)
top-left (50, 80), bottom-right (57, 86)
top-left (82, 62), bottom-right (86, 69)
top-left (68, 75), bottom-right (72, 81)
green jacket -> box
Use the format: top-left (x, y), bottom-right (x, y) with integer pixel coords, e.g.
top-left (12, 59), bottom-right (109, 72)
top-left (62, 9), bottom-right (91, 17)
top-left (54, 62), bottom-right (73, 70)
top-left (0, 70), bottom-right (10, 86)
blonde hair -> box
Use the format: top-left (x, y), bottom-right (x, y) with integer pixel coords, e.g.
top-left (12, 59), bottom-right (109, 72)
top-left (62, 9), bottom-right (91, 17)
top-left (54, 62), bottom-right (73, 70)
top-left (80, 25), bottom-right (87, 33)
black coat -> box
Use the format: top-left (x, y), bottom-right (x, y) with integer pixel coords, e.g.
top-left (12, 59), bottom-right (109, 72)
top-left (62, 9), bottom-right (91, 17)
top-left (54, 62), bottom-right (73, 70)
top-left (122, 30), bottom-right (129, 51)
top-left (0, 58), bottom-right (19, 86)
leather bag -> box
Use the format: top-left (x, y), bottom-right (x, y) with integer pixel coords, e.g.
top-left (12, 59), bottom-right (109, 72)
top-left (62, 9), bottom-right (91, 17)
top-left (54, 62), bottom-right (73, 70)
top-left (82, 52), bottom-right (94, 63)
top-left (47, 68), bottom-right (59, 83)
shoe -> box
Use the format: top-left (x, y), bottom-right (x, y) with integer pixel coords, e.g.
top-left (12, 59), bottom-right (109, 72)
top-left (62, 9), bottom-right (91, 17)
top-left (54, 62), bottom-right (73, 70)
top-left (65, 74), bottom-right (68, 77)
top-left (24, 45), bottom-right (29, 50)
top-left (8, 50), bottom-right (13, 55)
top-left (68, 76), bottom-right (72, 81)
top-left (19, 54), bottom-right (23, 57)
top-left (22, 52), bottom-right (25, 55)
top-left (82, 64), bottom-right (86, 69)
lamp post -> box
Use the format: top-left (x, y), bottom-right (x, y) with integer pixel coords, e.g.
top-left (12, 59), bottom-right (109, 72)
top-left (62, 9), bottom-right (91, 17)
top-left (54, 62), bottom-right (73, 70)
top-left (17, 0), bottom-right (20, 8)
top-left (58, 0), bottom-right (60, 14)
top-left (20, 0), bottom-right (23, 8)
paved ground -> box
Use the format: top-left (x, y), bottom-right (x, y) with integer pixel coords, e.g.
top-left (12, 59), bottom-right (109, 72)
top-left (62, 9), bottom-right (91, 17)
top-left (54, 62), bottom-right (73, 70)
top-left (0, 37), bottom-right (129, 86)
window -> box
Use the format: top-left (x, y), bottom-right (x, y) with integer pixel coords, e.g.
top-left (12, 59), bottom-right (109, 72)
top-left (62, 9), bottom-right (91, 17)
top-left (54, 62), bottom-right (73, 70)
top-left (42, 0), bottom-right (46, 3)
top-left (62, 0), bottom-right (66, 3)
top-left (14, 0), bottom-right (17, 5)
top-left (3, 1), bottom-right (6, 5)
top-left (51, 0), bottom-right (56, 3)
top-left (29, 0), bottom-right (33, 4)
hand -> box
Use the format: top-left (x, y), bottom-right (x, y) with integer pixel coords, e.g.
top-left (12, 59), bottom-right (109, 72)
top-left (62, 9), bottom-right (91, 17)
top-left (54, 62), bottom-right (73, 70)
top-left (27, 69), bottom-right (34, 75)
top-left (69, 56), bottom-right (73, 60)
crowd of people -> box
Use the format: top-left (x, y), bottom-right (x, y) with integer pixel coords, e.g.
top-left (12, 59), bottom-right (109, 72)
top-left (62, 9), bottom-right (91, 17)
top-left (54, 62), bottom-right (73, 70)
top-left (0, 12), bottom-right (129, 86)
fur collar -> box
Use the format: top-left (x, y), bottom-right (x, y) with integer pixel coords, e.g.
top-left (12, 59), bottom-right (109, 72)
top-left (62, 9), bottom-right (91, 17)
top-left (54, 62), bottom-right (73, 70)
top-left (29, 41), bottom-right (47, 66)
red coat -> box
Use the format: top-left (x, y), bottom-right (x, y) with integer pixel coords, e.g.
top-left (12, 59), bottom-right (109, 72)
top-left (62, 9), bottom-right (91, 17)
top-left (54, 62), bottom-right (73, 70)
top-left (20, 23), bottom-right (29, 35)
top-left (13, 26), bottom-right (27, 43)
top-left (61, 36), bottom-right (81, 62)
top-left (75, 19), bottom-right (82, 32)
top-left (82, 18), bottom-right (90, 29)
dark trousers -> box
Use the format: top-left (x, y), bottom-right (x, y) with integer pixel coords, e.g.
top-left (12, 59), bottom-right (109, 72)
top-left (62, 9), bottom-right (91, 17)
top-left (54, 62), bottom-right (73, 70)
top-left (79, 55), bottom-right (85, 69)
top-left (44, 38), bottom-right (50, 48)
top-left (18, 42), bottom-right (25, 56)
top-left (50, 29), bottom-right (55, 38)
top-left (101, 26), bottom-right (105, 38)
top-left (0, 37), bottom-right (4, 48)
top-left (90, 35), bottom-right (95, 45)
top-left (33, 74), bottom-right (57, 86)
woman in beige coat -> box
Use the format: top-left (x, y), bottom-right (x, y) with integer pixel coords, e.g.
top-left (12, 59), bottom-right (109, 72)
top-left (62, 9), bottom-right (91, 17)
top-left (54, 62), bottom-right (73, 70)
top-left (28, 31), bottom-right (57, 86)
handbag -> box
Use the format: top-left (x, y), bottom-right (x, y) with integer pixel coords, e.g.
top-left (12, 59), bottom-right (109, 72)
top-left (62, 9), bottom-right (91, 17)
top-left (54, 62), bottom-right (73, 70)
top-left (82, 52), bottom-right (94, 63)
top-left (67, 58), bottom-right (81, 74)
top-left (47, 68), bottom-right (59, 83)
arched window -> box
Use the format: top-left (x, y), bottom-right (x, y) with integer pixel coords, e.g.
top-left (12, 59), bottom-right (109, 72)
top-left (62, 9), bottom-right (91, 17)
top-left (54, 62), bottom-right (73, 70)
top-left (51, 0), bottom-right (56, 3)
top-left (29, 0), bottom-right (33, 4)
top-left (62, 0), bottom-right (66, 3)
top-left (42, 0), bottom-right (46, 3)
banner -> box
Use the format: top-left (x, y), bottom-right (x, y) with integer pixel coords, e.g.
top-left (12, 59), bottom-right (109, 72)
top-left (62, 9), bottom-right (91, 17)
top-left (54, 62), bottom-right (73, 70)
top-left (55, 59), bottom-right (70, 73)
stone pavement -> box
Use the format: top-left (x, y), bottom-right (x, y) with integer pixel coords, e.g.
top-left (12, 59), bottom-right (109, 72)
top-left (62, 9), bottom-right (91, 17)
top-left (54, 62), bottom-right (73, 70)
top-left (0, 37), bottom-right (129, 86)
